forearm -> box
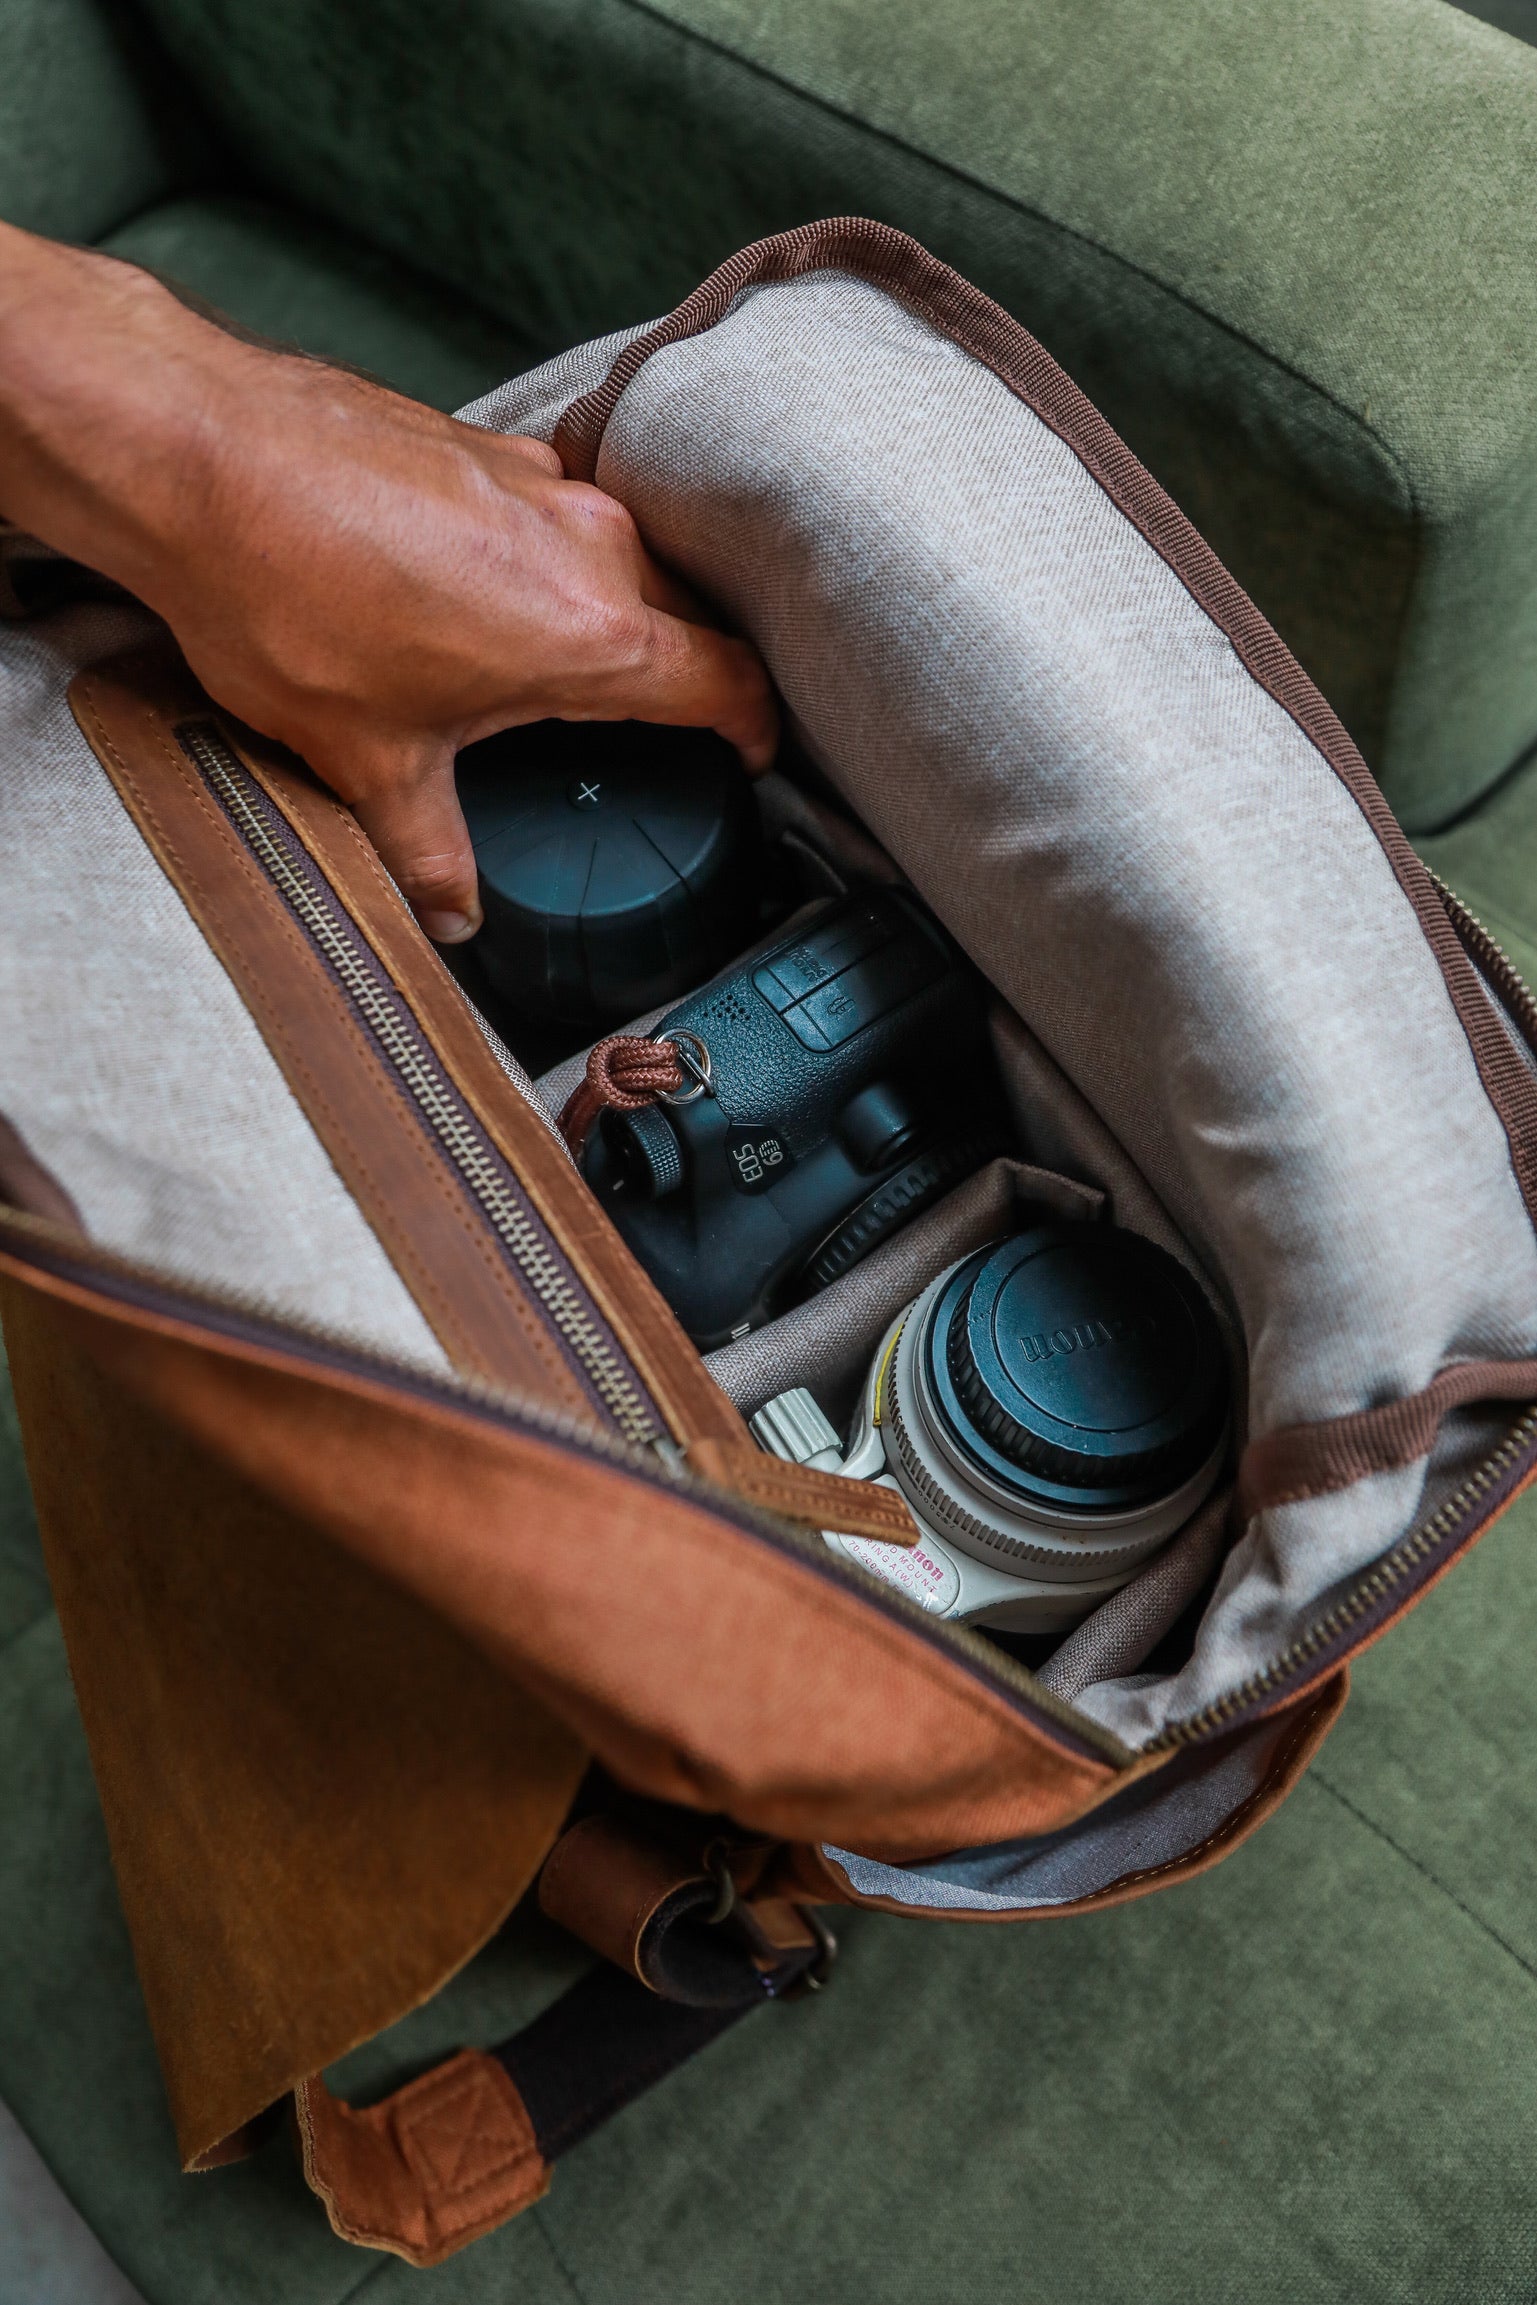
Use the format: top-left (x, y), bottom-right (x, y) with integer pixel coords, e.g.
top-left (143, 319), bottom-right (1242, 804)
top-left (0, 221), bottom-right (242, 601)
top-left (0, 218), bottom-right (775, 939)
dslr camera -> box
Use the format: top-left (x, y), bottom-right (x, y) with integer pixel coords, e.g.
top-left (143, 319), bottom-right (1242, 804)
top-left (584, 891), bottom-right (1006, 1348)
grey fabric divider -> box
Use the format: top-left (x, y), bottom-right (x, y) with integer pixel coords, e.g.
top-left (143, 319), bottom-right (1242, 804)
top-left (703, 1154), bottom-right (1101, 1421)
top-left (458, 322), bottom-right (653, 445)
top-left (472, 271), bottom-right (1537, 1750)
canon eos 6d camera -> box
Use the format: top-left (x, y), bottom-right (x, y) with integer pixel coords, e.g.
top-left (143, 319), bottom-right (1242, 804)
top-left (585, 891), bottom-right (1007, 1347)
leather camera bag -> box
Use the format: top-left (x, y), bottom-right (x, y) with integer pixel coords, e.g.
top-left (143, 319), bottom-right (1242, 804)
top-left (4, 220), bottom-right (1537, 2264)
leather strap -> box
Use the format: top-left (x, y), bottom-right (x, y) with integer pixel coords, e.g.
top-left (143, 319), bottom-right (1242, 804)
top-left (689, 1434), bottom-right (920, 1545)
top-left (293, 1814), bottom-right (830, 2265)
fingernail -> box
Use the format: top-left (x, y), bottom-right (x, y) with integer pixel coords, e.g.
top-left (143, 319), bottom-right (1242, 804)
top-left (422, 908), bottom-right (479, 944)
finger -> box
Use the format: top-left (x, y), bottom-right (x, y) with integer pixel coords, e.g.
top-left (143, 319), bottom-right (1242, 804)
top-left (323, 738), bottom-right (483, 942)
top-left (616, 608), bottom-right (780, 773)
top-left (633, 543), bottom-right (712, 626)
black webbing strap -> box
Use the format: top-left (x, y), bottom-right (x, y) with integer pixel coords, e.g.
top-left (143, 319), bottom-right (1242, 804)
top-left (490, 1925), bottom-right (828, 2162)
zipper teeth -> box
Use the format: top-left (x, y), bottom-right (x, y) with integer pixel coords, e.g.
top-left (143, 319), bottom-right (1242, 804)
top-left (179, 724), bottom-right (661, 1453)
top-left (1148, 1404), bottom-right (1537, 1749)
top-left (1426, 866), bottom-right (1537, 1055)
top-left (171, 749), bottom-right (1537, 1754)
top-left (168, 730), bottom-right (1117, 1759)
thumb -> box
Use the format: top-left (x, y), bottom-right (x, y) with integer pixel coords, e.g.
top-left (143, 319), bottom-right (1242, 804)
top-left (316, 735), bottom-right (483, 943)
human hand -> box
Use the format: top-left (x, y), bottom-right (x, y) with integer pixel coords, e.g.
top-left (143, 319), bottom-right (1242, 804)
top-left (0, 225), bottom-right (778, 940)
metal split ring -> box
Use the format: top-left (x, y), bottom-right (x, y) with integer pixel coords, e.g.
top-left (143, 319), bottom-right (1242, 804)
top-left (657, 1029), bottom-right (713, 1105)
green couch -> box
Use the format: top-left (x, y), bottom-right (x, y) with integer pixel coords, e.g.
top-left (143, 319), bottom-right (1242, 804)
top-left (9, 0), bottom-right (1537, 2296)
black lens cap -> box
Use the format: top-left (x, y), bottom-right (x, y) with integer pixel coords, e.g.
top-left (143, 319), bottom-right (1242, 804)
top-left (928, 1224), bottom-right (1227, 1510)
top-left (456, 720), bottom-right (760, 1030)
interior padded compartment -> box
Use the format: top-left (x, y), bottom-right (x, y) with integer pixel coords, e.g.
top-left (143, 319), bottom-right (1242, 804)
top-left (471, 256), bottom-right (1537, 1750)
top-left (704, 1154), bottom-right (1102, 1422)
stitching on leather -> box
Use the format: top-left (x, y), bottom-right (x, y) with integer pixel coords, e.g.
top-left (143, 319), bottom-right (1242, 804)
top-left (239, 738), bottom-right (713, 1431)
top-left (76, 677), bottom-right (586, 1397)
top-left (395, 2064), bottom-right (541, 2209)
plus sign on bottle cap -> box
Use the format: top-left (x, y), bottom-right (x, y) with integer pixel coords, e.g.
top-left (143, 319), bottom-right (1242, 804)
top-left (456, 719), bottom-right (761, 1030)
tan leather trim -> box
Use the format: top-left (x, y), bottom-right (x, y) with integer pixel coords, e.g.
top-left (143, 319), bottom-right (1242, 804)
top-left (67, 645), bottom-right (591, 1414)
top-left (294, 2053), bottom-right (550, 2267)
top-left (554, 216), bottom-right (1537, 1231)
top-left (231, 723), bottom-right (743, 1450)
top-left (538, 1813), bottom-right (707, 1981)
top-left (1239, 1358), bottom-right (1537, 1516)
top-left (689, 1434), bottom-right (918, 1543)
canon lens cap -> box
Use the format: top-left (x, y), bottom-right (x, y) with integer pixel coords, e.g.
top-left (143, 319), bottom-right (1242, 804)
top-left (929, 1224), bottom-right (1226, 1510)
top-left (456, 720), bottom-right (760, 1030)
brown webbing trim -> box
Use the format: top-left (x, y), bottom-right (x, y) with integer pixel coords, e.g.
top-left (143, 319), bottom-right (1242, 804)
top-left (1239, 1358), bottom-right (1537, 1517)
top-left (553, 216), bottom-right (1537, 1227)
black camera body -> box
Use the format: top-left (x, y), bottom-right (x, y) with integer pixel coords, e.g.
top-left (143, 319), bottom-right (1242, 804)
top-left (585, 891), bottom-right (1006, 1348)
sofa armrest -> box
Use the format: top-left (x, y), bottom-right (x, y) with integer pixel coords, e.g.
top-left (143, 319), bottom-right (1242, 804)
top-left (0, 0), bottom-right (197, 248)
top-left (125, 0), bottom-right (1537, 825)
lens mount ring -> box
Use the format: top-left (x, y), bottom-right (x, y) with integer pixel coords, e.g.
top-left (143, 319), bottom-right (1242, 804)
top-left (656, 1029), bottom-right (713, 1105)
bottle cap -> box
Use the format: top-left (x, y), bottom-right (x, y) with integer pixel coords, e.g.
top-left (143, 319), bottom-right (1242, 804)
top-left (457, 720), bottom-right (759, 1030)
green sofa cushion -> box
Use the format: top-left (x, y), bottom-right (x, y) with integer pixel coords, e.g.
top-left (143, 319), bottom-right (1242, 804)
top-left (123, 0), bottom-right (1537, 832)
top-left (6, 1318), bottom-right (1537, 2304)
top-left (100, 196), bottom-right (539, 412)
top-left (0, 0), bottom-right (192, 246)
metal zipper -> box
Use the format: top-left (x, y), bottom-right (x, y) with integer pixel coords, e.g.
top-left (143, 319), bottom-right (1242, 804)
top-left (1148, 1404), bottom-right (1537, 1749)
top-left (0, 1210), bottom-right (1127, 1769)
top-left (168, 732), bottom-right (1537, 1759)
top-left (1425, 865), bottom-right (1537, 1057)
top-left (177, 721), bottom-right (665, 1456)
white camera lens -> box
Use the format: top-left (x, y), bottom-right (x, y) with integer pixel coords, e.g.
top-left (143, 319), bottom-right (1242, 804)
top-left (756, 1223), bottom-right (1228, 1634)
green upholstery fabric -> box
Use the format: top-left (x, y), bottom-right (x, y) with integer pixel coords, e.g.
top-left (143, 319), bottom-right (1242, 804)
top-left (100, 197), bottom-right (539, 413)
top-left (1419, 752), bottom-right (1537, 993)
top-left (123, 0), bottom-right (1537, 832)
top-left (4, 1326), bottom-right (1537, 2303)
top-left (1452, 0), bottom-right (1537, 42)
top-left (0, 0), bottom-right (197, 247)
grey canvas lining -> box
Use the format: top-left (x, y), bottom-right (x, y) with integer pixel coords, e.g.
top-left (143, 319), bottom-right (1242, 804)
top-left (824, 1704), bottom-right (1299, 1912)
top-left (0, 605), bottom-right (450, 1376)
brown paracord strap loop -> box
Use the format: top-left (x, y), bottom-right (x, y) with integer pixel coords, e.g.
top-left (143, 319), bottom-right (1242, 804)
top-left (558, 1034), bottom-right (684, 1158)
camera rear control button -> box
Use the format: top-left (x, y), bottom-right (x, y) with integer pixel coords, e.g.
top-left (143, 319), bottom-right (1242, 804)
top-left (784, 936), bottom-right (947, 1049)
top-left (754, 901), bottom-right (894, 1007)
